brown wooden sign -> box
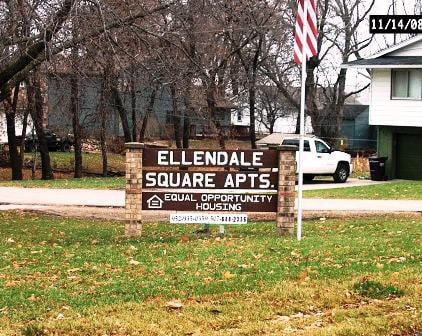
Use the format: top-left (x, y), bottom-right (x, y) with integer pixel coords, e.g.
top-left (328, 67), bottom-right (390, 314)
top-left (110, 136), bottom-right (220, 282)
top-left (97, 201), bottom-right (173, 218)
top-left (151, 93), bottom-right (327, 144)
top-left (143, 148), bottom-right (277, 168)
top-left (143, 171), bottom-right (278, 190)
top-left (142, 192), bottom-right (277, 212)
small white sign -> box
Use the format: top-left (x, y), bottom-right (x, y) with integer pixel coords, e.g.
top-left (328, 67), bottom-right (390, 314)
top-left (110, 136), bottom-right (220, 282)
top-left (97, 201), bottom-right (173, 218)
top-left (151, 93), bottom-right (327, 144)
top-left (170, 213), bottom-right (248, 225)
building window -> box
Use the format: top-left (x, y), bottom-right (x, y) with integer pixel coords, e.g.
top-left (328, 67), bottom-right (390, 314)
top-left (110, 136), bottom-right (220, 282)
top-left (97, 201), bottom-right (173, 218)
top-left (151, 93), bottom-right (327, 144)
top-left (392, 69), bottom-right (422, 99)
top-left (237, 110), bottom-right (242, 122)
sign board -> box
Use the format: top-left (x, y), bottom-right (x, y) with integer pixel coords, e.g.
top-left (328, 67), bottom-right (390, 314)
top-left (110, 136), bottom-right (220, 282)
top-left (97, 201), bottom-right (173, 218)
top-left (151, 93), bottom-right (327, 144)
top-left (141, 148), bottom-right (278, 213)
top-left (143, 191), bottom-right (277, 212)
top-left (125, 143), bottom-right (297, 237)
top-left (170, 213), bottom-right (248, 225)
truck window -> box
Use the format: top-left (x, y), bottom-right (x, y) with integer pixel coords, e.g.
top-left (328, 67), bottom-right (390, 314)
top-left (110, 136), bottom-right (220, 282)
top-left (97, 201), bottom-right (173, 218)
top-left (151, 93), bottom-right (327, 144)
top-left (282, 139), bottom-right (310, 151)
top-left (315, 140), bottom-right (330, 153)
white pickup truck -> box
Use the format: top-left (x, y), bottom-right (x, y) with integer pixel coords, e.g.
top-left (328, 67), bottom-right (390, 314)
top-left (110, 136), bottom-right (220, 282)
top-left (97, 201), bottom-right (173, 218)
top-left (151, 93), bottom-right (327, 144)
top-left (257, 135), bottom-right (353, 183)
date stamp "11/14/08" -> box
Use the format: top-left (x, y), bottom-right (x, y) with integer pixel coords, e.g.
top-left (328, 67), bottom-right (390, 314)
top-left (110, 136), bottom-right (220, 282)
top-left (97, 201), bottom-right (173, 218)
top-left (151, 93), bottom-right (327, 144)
top-left (370, 15), bottom-right (422, 34)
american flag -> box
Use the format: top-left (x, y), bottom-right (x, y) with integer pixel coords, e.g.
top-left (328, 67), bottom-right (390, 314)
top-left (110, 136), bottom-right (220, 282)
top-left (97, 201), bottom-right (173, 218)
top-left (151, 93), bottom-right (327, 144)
top-left (293, 0), bottom-right (318, 65)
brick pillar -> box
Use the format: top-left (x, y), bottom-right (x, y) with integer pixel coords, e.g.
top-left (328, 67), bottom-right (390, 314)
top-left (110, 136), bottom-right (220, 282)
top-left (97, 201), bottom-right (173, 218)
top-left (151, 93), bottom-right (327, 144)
top-left (125, 142), bottom-right (144, 237)
top-left (276, 145), bottom-right (297, 235)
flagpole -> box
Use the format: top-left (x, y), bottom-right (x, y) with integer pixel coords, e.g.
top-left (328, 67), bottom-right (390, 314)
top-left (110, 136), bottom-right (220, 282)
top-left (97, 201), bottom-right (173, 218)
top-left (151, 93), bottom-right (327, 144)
top-left (297, 0), bottom-right (309, 241)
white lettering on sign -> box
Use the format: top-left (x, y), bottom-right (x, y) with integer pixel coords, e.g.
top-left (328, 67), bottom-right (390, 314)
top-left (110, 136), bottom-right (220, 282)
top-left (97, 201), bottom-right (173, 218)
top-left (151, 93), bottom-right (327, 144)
top-left (164, 193), bottom-right (197, 202)
top-left (223, 173), bottom-right (271, 189)
top-left (157, 150), bottom-right (264, 167)
top-left (199, 194), bottom-right (273, 203)
top-left (145, 172), bottom-right (216, 188)
top-left (170, 213), bottom-right (248, 224)
top-left (144, 172), bottom-right (273, 189)
top-left (194, 194), bottom-right (274, 211)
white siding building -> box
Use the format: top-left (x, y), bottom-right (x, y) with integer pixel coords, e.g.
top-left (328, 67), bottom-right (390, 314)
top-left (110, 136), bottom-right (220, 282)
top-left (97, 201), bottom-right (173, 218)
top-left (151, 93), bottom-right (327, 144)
top-left (342, 35), bottom-right (422, 179)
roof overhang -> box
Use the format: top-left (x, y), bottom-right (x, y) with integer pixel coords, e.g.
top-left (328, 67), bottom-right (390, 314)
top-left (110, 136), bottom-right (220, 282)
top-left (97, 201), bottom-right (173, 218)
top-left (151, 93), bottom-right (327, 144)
top-left (342, 64), bottom-right (422, 69)
top-left (368, 35), bottom-right (422, 59)
top-left (341, 56), bottom-right (422, 69)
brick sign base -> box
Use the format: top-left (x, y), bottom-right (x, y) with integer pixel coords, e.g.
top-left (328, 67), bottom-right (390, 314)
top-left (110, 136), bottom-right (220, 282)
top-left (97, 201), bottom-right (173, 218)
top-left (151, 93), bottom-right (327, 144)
top-left (125, 143), bottom-right (296, 237)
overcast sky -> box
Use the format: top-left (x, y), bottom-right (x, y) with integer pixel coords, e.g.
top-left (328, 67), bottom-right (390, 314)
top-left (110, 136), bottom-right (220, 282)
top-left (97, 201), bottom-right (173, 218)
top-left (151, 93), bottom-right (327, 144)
top-left (370, 0), bottom-right (419, 53)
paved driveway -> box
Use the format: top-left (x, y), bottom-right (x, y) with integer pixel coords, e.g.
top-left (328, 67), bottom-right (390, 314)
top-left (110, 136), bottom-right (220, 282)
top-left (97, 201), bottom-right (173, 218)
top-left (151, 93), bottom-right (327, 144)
top-left (299, 177), bottom-right (391, 190)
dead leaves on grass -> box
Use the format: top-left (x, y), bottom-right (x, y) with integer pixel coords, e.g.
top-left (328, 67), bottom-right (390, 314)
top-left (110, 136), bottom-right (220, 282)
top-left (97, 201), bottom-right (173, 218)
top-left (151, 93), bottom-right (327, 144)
top-left (165, 299), bottom-right (183, 310)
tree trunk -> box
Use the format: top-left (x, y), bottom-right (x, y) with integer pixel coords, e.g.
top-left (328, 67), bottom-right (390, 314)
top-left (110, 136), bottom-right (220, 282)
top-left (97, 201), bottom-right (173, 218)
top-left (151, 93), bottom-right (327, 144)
top-left (19, 106), bottom-right (30, 170)
top-left (110, 84), bottom-right (132, 143)
top-left (182, 81), bottom-right (195, 149)
top-left (295, 111), bottom-right (300, 134)
top-left (305, 58), bottom-right (321, 136)
top-left (5, 111), bottom-right (22, 180)
top-left (248, 36), bottom-right (262, 149)
top-left (248, 85), bottom-right (257, 149)
top-left (269, 119), bottom-right (274, 134)
top-left (5, 84), bottom-right (22, 180)
top-left (170, 86), bottom-right (182, 148)
top-left (182, 112), bottom-right (191, 149)
top-left (100, 95), bottom-right (108, 177)
top-left (28, 73), bottom-right (53, 180)
top-left (139, 87), bottom-right (157, 142)
top-left (334, 69), bottom-right (347, 143)
top-left (99, 71), bottom-right (110, 177)
top-left (206, 83), bottom-right (226, 149)
top-left (70, 72), bottom-right (83, 178)
top-left (71, 21), bottom-right (83, 178)
top-left (130, 68), bottom-right (137, 142)
top-left (173, 115), bottom-right (182, 148)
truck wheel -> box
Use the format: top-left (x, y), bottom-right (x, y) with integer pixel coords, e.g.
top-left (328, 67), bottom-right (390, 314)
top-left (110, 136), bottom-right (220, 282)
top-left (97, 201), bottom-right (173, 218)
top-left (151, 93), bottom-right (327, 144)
top-left (333, 163), bottom-right (349, 183)
top-left (304, 174), bottom-right (315, 182)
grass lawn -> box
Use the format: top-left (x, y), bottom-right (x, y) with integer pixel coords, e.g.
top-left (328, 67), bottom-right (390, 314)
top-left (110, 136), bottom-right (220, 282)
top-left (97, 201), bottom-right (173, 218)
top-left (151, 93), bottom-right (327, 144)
top-left (304, 180), bottom-right (422, 200)
top-left (0, 212), bottom-right (420, 335)
top-left (27, 152), bottom-right (126, 174)
top-left (0, 176), bottom-right (124, 189)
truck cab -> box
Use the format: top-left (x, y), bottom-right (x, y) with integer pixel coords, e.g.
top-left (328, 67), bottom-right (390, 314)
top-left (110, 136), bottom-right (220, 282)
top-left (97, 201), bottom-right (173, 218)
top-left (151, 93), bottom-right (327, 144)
top-left (257, 134), bottom-right (353, 183)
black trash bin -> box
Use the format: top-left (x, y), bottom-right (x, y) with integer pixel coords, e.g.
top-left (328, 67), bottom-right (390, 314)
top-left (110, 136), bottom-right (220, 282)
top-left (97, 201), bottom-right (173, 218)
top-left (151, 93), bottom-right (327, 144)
top-left (368, 156), bottom-right (388, 181)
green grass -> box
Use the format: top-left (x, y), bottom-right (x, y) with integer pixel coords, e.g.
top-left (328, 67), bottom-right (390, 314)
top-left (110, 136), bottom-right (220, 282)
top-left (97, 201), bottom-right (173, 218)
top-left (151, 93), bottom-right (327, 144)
top-left (26, 152), bottom-right (126, 174)
top-left (0, 176), bottom-right (124, 189)
top-left (352, 280), bottom-right (404, 299)
top-left (0, 212), bottom-right (421, 335)
top-left (304, 180), bottom-right (422, 200)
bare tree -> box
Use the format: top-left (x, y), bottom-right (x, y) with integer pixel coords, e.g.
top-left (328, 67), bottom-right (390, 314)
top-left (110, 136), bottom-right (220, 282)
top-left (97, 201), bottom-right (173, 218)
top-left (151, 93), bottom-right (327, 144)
top-left (261, 0), bottom-right (375, 143)
top-left (227, 0), bottom-right (286, 148)
top-left (27, 71), bottom-right (54, 180)
top-left (3, 84), bottom-right (22, 179)
top-left (256, 85), bottom-right (294, 134)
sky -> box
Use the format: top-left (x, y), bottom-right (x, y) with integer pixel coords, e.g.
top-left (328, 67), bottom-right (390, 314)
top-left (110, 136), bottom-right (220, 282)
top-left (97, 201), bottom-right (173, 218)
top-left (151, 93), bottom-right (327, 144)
top-left (368, 0), bottom-right (419, 55)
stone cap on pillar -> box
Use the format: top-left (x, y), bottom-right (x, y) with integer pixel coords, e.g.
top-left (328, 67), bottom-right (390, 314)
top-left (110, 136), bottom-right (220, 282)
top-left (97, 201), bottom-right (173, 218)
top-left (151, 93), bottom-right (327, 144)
top-left (125, 142), bottom-right (145, 150)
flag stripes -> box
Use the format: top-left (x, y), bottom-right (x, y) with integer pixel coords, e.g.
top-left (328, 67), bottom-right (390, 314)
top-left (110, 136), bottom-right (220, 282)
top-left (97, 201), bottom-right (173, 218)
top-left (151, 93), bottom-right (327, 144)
top-left (293, 0), bottom-right (318, 65)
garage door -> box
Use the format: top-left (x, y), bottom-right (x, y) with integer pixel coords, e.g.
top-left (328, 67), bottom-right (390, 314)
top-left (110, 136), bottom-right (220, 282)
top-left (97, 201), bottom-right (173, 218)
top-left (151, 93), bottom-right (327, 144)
top-left (396, 134), bottom-right (422, 180)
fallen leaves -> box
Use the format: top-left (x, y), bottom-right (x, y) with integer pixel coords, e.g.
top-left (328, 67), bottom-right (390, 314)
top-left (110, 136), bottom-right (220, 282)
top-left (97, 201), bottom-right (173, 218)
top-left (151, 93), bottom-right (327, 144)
top-left (165, 299), bottom-right (183, 309)
top-left (180, 236), bottom-right (190, 243)
top-left (27, 294), bottom-right (38, 302)
top-left (128, 259), bottom-right (140, 266)
top-left (222, 271), bottom-right (236, 280)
